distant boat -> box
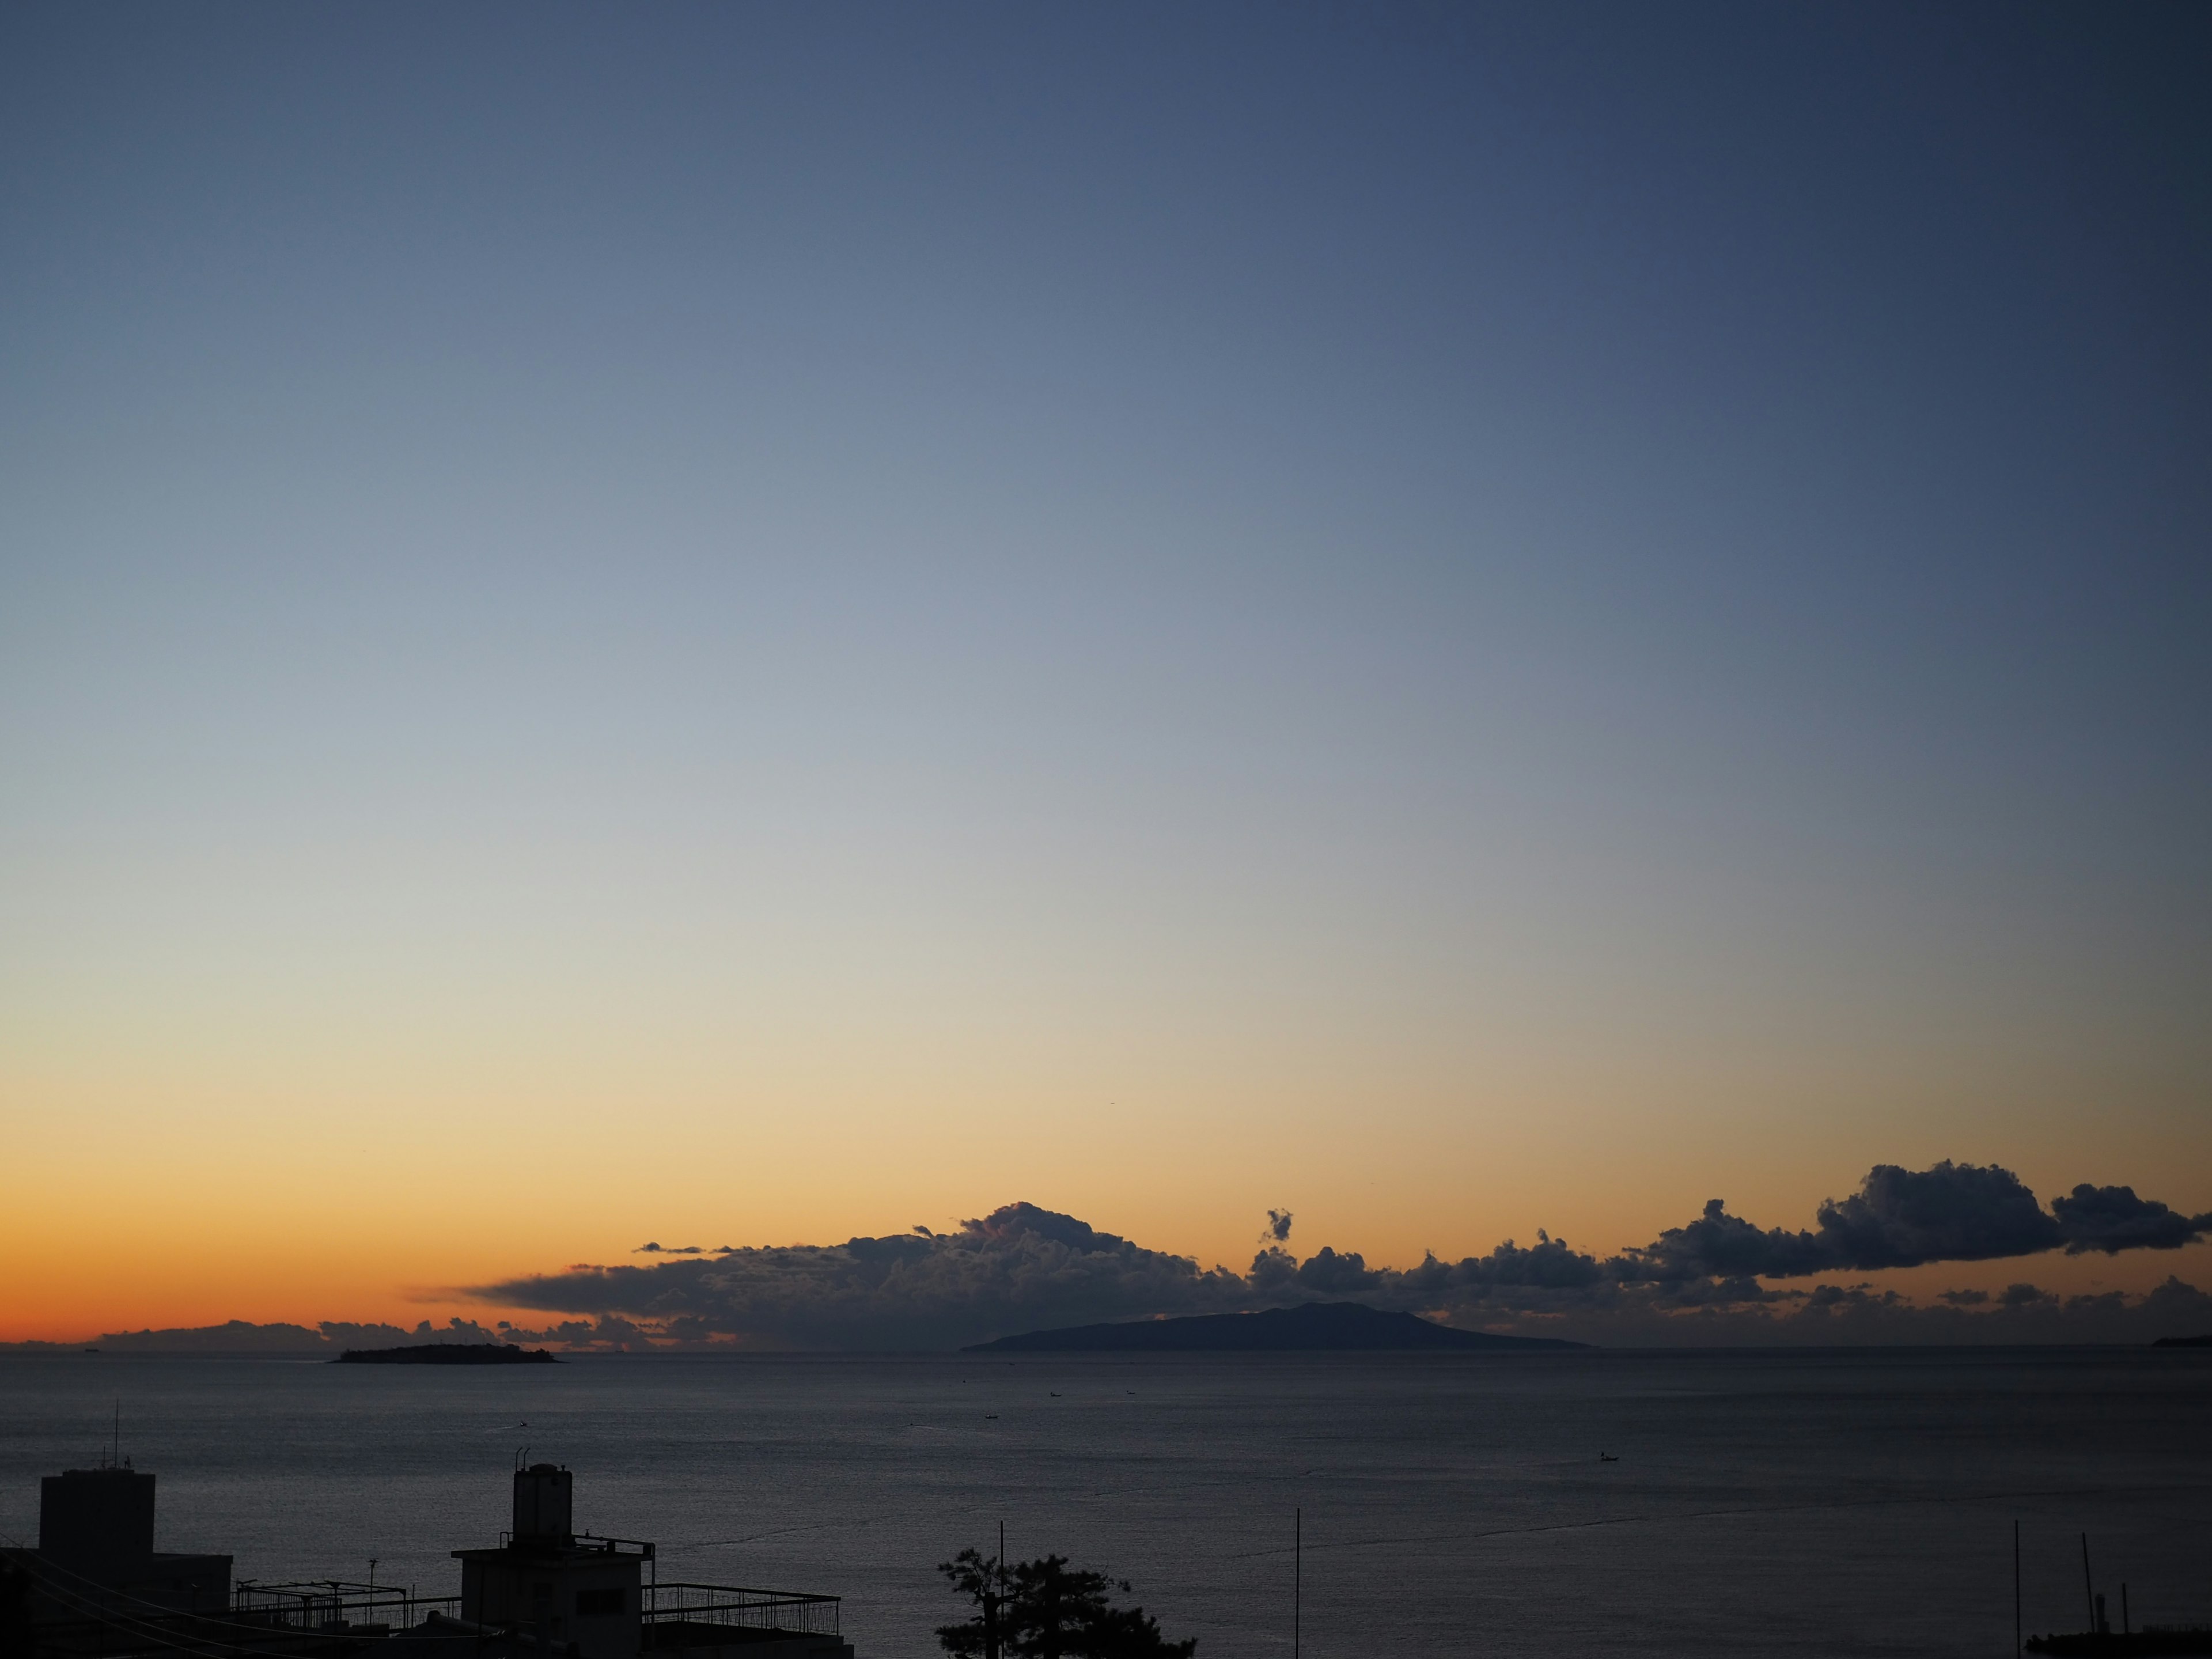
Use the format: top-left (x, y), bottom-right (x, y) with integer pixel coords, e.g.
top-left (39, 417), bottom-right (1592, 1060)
top-left (1599, 1452), bottom-right (1618, 1462)
top-left (83, 1347), bottom-right (99, 1354)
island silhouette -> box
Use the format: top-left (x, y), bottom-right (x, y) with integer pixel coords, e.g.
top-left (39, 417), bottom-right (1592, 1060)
top-left (333, 1343), bottom-right (558, 1365)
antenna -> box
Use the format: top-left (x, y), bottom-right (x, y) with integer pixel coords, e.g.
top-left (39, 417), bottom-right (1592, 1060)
top-left (2081, 1533), bottom-right (2094, 1634)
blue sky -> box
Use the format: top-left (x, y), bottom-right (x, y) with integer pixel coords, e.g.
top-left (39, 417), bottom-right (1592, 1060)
top-left (2, 3), bottom-right (2207, 1334)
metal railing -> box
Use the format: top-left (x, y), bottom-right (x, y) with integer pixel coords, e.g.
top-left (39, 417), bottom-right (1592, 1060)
top-left (643, 1582), bottom-right (840, 1639)
top-left (233, 1581), bottom-right (460, 1634)
top-left (573, 1536), bottom-right (655, 1559)
top-left (12, 1558), bottom-right (460, 1659)
top-left (228, 1576), bottom-right (840, 1643)
top-left (490, 1533), bottom-right (653, 1558)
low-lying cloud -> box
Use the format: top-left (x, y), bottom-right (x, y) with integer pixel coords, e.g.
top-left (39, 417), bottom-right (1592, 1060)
top-left (1607, 1164), bottom-right (2212, 1283)
top-left (0, 1317), bottom-right (514, 1354)
top-left (467, 1162), bottom-right (2211, 1350)
top-left (479, 1202), bottom-right (1251, 1351)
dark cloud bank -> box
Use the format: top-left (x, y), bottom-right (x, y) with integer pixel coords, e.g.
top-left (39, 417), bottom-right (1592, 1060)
top-left (5, 1319), bottom-right (514, 1355)
top-left (459, 1162), bottom-right (2211, 1350)
top-left (10, 1165), bottom-right (2203, 1353)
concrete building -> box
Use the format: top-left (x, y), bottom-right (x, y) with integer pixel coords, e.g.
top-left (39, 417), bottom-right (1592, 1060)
top-left (446, 1464), bottom-right (850, 1659)
top-left (8, 1467), bottom-right (231, 1618)
top-left (455, 1466), bottom-right (648, 1659)
top-left (8, 1462), bottom-right (852, 1659)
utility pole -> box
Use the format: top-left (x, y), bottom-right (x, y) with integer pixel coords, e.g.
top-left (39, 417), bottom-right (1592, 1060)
top-left (984, 1521), bottom-right (1003, 1659)
top-left (2081, 1535), bottom-right (2094, 1634)
top-left (2013, 1522), bottom-right (2021, 1658)
top-left (1294, 1508), bottom-right (1301, 1659)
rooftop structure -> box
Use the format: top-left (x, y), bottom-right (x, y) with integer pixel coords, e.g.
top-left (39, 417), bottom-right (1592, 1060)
top-left (6, 1464), bottom-right (851, 1659)
top-left (2, 1465), bottom-right (232, 1624)
top-left (452, 1465), bottom-right (651, 1659)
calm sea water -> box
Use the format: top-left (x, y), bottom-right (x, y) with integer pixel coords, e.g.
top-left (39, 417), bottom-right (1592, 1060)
top-left (2, 1349), bottom-right (2208, 1658)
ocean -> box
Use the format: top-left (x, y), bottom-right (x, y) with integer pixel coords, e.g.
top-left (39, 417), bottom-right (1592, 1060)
top-left (2, 1347), bottom-right (2207, 1658)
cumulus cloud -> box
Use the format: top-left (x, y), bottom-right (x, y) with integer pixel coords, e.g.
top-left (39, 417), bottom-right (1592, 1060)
top-left (1611, 1164), bottom-right (2044, 1281)
top-left (12, 1169), bottom-right (2204, 1353)
top-left (476, 1202), bottom-right (1252, 1350)
top-left (2051, 1184), bottom-right (2211, 1253)
top-left (1605, 1162), bottom-right (2212, 1283)
top-left (460, 1162), bottom-right (2212, 1350)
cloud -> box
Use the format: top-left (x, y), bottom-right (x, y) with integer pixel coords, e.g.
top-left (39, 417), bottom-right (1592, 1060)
top-left (1605, 1162), bottom-right (2212, 1283)
top-left (1609, 1163), bottom-right (2055, 1281)
top-left (2051, 1184), bottom-right (2212, 1253)
top-left (0, 1317), bottom-right (512, 1354)
top-left (320, 1317), bottom-right (509, 1346)
top-left (459, 1162), bottom-right (2212, 1350)
top-left (33, 1164), bottom-right (2186, 1354)
top-left (1289, 1245), bottom-right (1374, 1296)
top-left (475, 1202), bottom-right (1252, 1350)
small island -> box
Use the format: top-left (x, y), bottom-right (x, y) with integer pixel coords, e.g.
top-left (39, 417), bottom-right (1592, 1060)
top-left (334, 1343), bottom-right (559, 1365)
top-left (965, 1300), bottom-right (1588, 1353)
top-left (2152, 1334), bottom-right (2212, 1349)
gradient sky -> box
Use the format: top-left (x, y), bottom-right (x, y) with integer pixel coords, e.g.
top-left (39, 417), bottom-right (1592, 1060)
top-left (3, 3), bottom-right (2209, 1340)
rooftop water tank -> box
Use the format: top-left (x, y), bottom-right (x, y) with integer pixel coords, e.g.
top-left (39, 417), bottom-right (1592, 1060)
top-left (513, 1463), bottom-right (573, 1545)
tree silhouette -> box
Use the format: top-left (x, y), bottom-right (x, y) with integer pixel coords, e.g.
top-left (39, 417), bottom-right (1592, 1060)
top-left (936, 1548), bottom-right (1195, 1659)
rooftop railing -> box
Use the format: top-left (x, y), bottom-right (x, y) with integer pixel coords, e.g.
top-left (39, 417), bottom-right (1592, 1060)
top-left (221, 1575), bottom-right (841, 1645)
top-left (234, 1580), bottom-right (460, 1633)
top-left (644, 1581), bottom-right (840, 1639)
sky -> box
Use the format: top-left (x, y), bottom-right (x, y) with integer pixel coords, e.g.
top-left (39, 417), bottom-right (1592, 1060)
top-left (2, 2), bottom-right (2209, 1345)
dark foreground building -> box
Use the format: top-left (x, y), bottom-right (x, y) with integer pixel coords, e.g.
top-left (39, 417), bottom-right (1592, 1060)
top-left (3, 1463), bottom-right (852, 1659)
top-left (7, 1465), bottom-right (233, 1619)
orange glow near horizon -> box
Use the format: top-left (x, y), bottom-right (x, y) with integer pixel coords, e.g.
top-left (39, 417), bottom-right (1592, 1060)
top-left (5, 1040), bottom-right (2205, 1343)
top-left (6, 0), bottom-right (2212, 1360)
